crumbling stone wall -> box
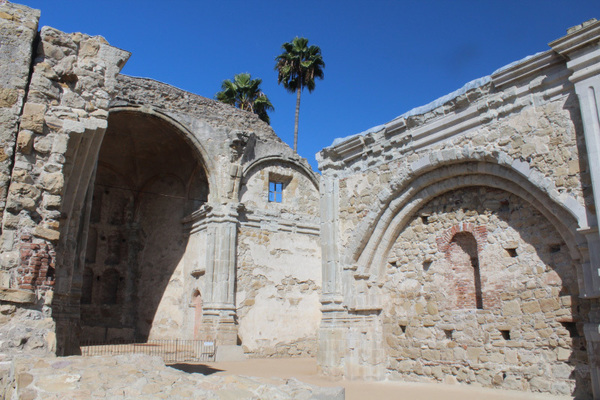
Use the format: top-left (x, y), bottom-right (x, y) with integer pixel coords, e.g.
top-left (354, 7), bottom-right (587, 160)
top-left (317, 21), bottom-right (600, 398)
top-left (236, 159), bottom-right (322, 356)
top-left (0, 3), bottom-right (39, 237)
top-left (0, 6), bottom-right (130, 356)
top-left (383, 187), bottom-right (588, 395)
top-left (0, 2), bottom-right (322, 361)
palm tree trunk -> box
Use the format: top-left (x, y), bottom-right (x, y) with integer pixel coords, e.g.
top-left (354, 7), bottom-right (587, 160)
top-left (294, 86), bottom-right (301, 152)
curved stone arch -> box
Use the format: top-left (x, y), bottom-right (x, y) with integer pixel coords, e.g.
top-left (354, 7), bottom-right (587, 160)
top-left (354, 171), bottom-right (586, 291)
top-left (240, 155), bottom-right (320, 196)
top-left (348, 148), bottom-right (589, 268)
top-left (108, 106), bottom-right (218, 200)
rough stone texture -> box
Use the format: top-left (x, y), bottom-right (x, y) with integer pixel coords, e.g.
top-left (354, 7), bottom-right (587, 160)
top-left (316, 21), bottom-right (600, 399)
top-left (0, 354), bottom-right (345, 399)
top-left (2, 3), bottom-right (600, 399)
top-left (0, 2), bottom-right (39, 287)
top-left (383, 187), bottom-right (589, 396)
top-left (0, 11), bottom-right (131, 357)
top-left (0, 1), bottom-right (322, 363)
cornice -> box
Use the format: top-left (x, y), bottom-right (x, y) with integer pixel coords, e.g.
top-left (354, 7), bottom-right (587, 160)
top-left (549, 19), bottom-right (600, 57)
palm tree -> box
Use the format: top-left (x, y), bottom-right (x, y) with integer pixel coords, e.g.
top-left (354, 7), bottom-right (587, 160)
top-left (215, 73), bottom-right (274, 124)
top-left (275, 37), bottom-right (325, 152)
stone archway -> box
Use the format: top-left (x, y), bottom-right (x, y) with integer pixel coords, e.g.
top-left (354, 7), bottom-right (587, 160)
top-left (79, 109), bottom-right (209, 342)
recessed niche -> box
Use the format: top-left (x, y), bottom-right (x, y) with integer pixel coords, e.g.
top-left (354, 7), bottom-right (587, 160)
top-left (560, 321), bottom-right (579, 338)
top-left (444, 329), bottom-right (454, 339)
top-left (505, 248), bottom-right (517, 258)
top-left (423, 260), bottom-right (433, 271)
top-left (421, 214), bottom-right (430, 224)
top-left (399, 325), bottom-right (407, 334)
top-left (500, 329), bottom-right (511, 340)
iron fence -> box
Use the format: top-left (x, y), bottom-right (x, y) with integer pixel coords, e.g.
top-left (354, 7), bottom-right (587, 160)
top-left (80, 339), bottom-right (217, 363)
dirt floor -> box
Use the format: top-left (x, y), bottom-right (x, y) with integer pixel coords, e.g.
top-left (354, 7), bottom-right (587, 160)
top-left (171, 358), bottom-right (574, 400)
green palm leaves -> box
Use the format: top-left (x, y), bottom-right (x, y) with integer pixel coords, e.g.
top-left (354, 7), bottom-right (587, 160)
top-left (215, 73), bottom-right (274, 124)
top-left (275, 37), bottom-right (325, 152)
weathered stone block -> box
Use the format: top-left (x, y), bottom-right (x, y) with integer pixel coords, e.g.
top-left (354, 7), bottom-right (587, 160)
top-left (521, 300), bottom-right (541, 314)
top-left (41, 172), bottom-right (64, 195)
top-left (0, 88), bottom-right (18, 107)
top-left (20, 103), bottom-right (46, 133)
top-left (33, 226), bottom-right (60, 242)
top-left (16, 130), bottom-right (33, 154)
top-left (538, 298), bottom-right (560, 312)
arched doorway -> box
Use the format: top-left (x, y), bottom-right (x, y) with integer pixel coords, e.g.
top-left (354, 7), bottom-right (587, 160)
top-left (79, 109), bottom-right (209, 342)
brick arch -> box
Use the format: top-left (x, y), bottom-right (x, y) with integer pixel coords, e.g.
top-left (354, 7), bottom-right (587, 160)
top-left (436, 222), bottom-right (487, 256)
top-left (438, 226), bottom-right (487, 310)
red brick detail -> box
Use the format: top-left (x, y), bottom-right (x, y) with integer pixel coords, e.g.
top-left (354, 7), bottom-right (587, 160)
top-left (16, 235), bottom-right (56, 292)
top-left (437, 224), bottom-right (487, 310)
top-left (436, 222), bottom-right (487, 257)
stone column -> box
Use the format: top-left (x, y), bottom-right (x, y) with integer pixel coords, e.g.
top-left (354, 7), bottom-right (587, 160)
top-left (200, 203), bottom-right (239, 345)
top-left (317, 174), bottom-right (349, 374)
top-left (551, 19), bottom-right (600, 399)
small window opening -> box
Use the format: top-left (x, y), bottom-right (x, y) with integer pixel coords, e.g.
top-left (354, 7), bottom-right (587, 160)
top-left (560, 321), bottom-right (580, 338)
top-left (399, 324), bottom-right (406, 333)
top-left (500, 329), bottom-right (511, 340)
top-left (506, 248), bottom-right (517, 258)
top-left (421, 214), bottom-right (430, 224)
top-left (444, 329), bottom-right (454, 339)
top-left (549, 244), bottom-right (561, 253)
top-left (423, 260), bottom-right (432, 272)
top-left (46, 266), bottom-right (55, 281)
top-left (268, 181), bottom-right (283, 203)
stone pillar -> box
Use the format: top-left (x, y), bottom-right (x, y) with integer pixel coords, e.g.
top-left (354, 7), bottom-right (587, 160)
top-left (551, 19), bottom-right (600, 399)
top-left (200, 203), bottom-right (240, 345)
top-left (319, 175), bottom-right (343, 309)
top-left (317, 174), bottom-right (351, 374)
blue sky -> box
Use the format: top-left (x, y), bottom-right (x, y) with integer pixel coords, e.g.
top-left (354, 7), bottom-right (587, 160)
top-left (18, 1), bottom-right (600, 170)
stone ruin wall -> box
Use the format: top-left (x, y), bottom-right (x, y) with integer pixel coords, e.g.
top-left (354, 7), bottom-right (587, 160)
top-left (383, 187), bottom-right (588, 395)
top-left (317, 22), bottom-right (600, 398)
top-left (330, 74), bottom-right (589, 253)
top-left (0, 3), bottom-right (131, 356)
top-left (237, 160), bottom-right (321, 357)
top-left (0, 1), bottom-right (323, 360)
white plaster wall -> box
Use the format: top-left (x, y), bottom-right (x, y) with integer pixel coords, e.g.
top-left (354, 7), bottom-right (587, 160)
top-left (237, 228), bottom-right (322, 356)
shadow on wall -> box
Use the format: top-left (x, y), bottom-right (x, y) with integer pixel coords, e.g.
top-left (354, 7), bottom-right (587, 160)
top-left (80, 110), bottom-right (209, 342)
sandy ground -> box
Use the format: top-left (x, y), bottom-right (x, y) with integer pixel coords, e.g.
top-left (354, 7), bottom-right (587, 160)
top-left (170, 358), bottom-right (574, 400)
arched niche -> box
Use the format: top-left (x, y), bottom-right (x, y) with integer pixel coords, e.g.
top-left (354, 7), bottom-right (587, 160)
top-left (79, 109), bottom-right (210, 342)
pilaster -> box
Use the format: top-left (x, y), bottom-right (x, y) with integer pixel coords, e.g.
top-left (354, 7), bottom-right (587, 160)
top-left (319, 175), bottom-right (344, 310)
top-left (551, 19), bottom-right (600, 399)
top-left (190, 203), bottom-right (240, 344)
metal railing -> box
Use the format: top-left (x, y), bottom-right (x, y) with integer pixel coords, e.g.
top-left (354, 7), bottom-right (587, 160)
top-left (80, 339), bottom-right (217, 363)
